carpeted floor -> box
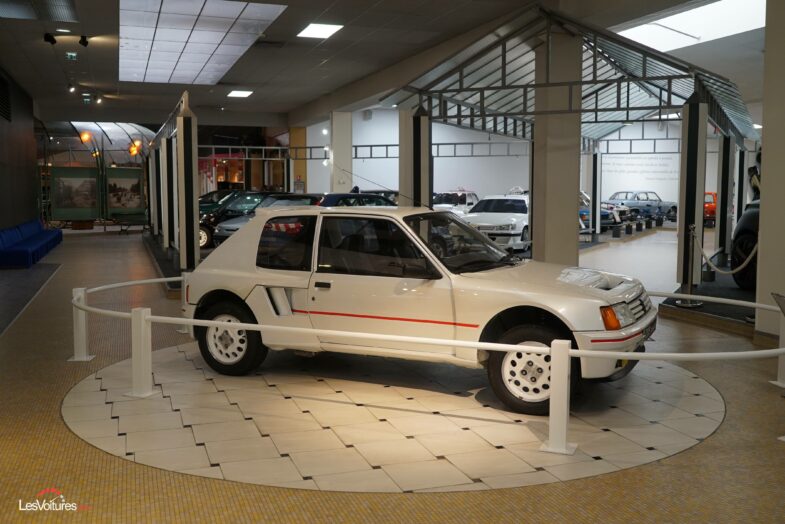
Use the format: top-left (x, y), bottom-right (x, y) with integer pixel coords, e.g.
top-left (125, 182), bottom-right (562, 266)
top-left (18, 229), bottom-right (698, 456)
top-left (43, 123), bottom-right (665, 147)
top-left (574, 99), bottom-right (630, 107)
top-left (0, 262), bottom-right (60, 337)
top-left (0, 234), bottom-right (784, 523)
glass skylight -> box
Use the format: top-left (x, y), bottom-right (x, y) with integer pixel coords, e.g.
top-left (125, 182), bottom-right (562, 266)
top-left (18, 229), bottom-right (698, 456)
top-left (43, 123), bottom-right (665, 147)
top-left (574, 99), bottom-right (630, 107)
top-left (119, 0), bottom-right (287, 85)
top-left (617, 0), bottom-right (765, 52)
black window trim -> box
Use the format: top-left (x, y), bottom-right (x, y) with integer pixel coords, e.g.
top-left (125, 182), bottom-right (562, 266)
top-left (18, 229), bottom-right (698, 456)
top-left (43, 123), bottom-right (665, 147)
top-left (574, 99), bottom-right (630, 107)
top-left (314, 214), bottom-right (443, 279)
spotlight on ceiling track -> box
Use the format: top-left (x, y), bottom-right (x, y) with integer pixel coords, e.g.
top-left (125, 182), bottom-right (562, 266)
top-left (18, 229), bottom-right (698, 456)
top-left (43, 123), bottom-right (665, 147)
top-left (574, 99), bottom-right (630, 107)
top-left (68, 83), bottom-right (75, 93)
top-left (79, 35), bottom-right (88, 47)
top-left (44, 33), bottom-right (57, 45)
top-left (96, 96), bottom-right (103, 104)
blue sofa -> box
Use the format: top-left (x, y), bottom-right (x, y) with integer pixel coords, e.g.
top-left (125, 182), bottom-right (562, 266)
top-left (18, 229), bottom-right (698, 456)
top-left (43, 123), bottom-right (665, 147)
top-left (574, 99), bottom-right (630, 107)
top-left (0, 220), bottom-right (63, 268)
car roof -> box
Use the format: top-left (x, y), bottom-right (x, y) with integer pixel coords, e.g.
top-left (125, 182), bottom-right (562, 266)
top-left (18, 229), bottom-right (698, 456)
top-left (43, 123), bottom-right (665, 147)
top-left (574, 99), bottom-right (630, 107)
top-left (481, 194), bottom-right (528, 200)
top-left (254, 206), bottom-right (433, 219)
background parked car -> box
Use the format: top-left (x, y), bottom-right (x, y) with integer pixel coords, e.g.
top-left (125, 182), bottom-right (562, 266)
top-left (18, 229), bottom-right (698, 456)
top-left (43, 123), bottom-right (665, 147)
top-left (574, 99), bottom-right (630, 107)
top-left (199, 189), bottom-right (238, 216)
top-left (604, 191), bottom-right (677, 221)
top-left (212, 193), bottom-right (396, 247)
top-left (578, 191), bottom-right (618, 231)
top-left (433, 190), bottom-right (480, 215)
top-left (731, 200), bottom-right (758, 291)
top-left (462, 194), bottom-right (529, 251)
top-left (199, 191), bottom-right (269, 248)
top-left (704, 192), bottom-right (717, 227)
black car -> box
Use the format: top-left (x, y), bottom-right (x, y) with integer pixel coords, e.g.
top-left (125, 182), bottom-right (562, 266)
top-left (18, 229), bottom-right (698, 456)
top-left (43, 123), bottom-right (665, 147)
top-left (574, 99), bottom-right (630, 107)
top-left (199, 192), bottom-right (270, 248)
top-left (731, 200), bottom-right (759, 291)
top-left (198, 189), bottom-right (238, 216)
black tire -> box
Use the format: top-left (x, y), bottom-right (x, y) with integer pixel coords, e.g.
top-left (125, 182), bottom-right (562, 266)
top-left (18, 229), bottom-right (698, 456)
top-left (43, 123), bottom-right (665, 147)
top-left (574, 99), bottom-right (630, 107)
top-left (521, 226), bottom-right (530, 252)
top-left (487, 324), bottom-right (579, 415)
top-left (630, 209), bottom-right (640, 221)
top-left (199, 226), bottom-right (212, 248)
top-left (731, 231), bottom-right (757, 291)
top-left (668, 206), bottom-right (677, 222)
top-left (429, 238), bottom-right (447, 258)
top-left (195, 301), bottom-right (268, 375)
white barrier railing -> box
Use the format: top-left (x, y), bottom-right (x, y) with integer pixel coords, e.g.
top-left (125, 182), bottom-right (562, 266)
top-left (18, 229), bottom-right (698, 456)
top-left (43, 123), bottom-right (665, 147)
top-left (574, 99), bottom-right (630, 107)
top-left (70, 277), bottom-right (785, 455)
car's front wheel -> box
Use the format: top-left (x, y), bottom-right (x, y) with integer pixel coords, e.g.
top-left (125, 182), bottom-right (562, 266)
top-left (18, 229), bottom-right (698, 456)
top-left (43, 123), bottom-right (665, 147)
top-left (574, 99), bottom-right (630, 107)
top-left (521, 226), bottom-right (530, 252)
top-left (487, 324), bottom-right (578, 415)
top-left (196, 301), bottom-right (268, 375)
top-left (199, 226), bottom-right (212, 248)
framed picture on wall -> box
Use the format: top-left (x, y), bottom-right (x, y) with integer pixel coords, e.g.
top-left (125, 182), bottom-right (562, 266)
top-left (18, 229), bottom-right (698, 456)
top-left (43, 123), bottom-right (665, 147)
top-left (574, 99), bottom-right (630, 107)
top-left (51, 167), bottom-right (100, 220)
top-left (106, 167), bottom-right (145, 218)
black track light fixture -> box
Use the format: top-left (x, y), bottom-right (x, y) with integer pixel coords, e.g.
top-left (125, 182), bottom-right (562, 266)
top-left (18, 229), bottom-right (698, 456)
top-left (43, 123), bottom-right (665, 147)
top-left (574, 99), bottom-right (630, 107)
top-left (78, 35), bottom-right (88, 47)
top-left (44, 33), bottom-right (57, 45)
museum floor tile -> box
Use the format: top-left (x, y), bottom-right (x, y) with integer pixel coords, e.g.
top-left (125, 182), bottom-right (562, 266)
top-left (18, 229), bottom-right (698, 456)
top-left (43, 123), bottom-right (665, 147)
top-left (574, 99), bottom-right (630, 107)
top-left (1, 234), bottom-right (784, 522)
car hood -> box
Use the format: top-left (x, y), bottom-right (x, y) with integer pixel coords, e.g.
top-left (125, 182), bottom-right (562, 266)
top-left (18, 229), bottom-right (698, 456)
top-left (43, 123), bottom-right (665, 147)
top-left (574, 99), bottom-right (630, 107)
top-left (462, 213), bottom-right (527, 226)
top-left (433, 204), bottom-right (465, 214)
top-left (460, 260), bottom-right (642, 304)
top-left (216, 215), bottom-right (252, 231)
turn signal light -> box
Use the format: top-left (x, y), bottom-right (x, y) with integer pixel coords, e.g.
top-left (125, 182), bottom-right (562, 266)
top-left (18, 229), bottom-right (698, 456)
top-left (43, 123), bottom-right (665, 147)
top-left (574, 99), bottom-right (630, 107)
top-left (600, 306), bottom-right (621, 330)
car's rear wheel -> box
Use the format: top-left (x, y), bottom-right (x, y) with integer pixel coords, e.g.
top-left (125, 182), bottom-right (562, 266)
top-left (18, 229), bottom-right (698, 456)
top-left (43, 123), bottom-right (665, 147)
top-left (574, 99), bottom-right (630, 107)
top-left (196, 301), bottom-right (268, 375)
top-left (487, 324), bottom-right (578, 415)
top-left (199, 226), bottom-right (212, 248)
top-left (731, 231), bottom-right (757, 291)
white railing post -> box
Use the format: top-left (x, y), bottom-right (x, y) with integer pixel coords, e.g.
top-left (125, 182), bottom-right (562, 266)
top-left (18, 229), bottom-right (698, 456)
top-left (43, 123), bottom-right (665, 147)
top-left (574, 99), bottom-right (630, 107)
top-left (68, 288), bottom-right (95, 362)
top-left (127, 307), bottom-right (155, 398)
top-left (540, 339), bottom-right (577, 455)
top-left (770, 293), bottom-right (785, 388)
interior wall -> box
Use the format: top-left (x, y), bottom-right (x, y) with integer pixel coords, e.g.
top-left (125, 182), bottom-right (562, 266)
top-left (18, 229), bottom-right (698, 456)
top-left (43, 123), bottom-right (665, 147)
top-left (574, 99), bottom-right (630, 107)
top-left (0, 69), bottom-right (37, 229)
top-left (306, 109), bottom-right (530, 197)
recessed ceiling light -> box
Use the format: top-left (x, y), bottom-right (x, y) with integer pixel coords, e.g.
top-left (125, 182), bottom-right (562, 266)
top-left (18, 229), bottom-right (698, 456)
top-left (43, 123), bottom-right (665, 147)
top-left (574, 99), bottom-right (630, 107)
top-left (297, 23), bottom-right (343, 39)
top-left (227, 90), bottom-right (253, 98)
top-left (56, 28), bottom-right (71, 33)
top-left (753, 124), bottom-right (762, 129)
top-left (321, 128), bottom-right (328, 135)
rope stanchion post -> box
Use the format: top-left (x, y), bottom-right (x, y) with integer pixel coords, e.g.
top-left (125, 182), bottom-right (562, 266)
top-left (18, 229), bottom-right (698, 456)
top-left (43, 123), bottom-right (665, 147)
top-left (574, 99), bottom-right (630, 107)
top-left (770, 293), bottom-right (785, 388)
top-left (176, 272), bottom-right (190, 334)
top-left (676, 225), bottom-right (703, 309)
top-left (69, 288), bottom-right (95, 362)
top-left (128, 307), bottom-right (155, 398)
top-left (540, 340), bottom-right (577, 455)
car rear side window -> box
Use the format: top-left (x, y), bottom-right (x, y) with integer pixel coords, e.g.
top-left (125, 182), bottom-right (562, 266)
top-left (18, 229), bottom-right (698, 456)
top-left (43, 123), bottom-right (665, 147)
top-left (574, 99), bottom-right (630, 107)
top-left (257, 216), bottom-right (317, 271)
top-left (317, 217), bottom-right (432, 277)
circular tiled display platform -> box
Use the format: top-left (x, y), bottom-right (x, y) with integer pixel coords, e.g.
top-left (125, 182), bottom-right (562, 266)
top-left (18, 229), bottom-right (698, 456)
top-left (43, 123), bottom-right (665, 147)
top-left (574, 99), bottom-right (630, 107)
top-left (63, 343), bottom-right (725, 492)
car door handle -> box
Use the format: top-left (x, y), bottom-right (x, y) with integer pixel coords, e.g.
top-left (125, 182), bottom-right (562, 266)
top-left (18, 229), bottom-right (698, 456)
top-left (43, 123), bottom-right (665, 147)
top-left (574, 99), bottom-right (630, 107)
top-left (314, 281), bottom-right (331, 289)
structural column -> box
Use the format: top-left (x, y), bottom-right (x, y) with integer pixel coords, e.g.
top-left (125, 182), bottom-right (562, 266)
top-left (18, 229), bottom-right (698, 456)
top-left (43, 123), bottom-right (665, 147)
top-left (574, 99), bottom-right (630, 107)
top-left (715, 135), bottom-right (734, 258)
top-left (532, 29), bottom-right (582, 265)
top-left (591, 152), bottom-right (601, 236)
top-left (147, 152), bottom-right (159, 236)
top-left (756, 0), bottom-right (785, 335)
top-left (176, 111), bottom-right (199, 271)
top-left (676, 96), bottom-right (707, 289)
top-left (289, 127), bottom-right (307, 192)
top-left (398, 107), bottom-right (433, 208)
top-left (159, 138), bottom-right (171, 248)
top-left (330, 111), bottom-right (353, 193)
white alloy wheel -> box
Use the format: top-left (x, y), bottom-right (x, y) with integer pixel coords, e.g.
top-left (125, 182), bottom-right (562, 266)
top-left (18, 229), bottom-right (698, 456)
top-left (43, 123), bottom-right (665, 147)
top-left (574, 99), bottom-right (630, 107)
top-left (501, 342), bottom-right (551, 402)
top-left (199, 228), bottom-right (208, 248)
top-left (206, 314), bottom-right (248, 364)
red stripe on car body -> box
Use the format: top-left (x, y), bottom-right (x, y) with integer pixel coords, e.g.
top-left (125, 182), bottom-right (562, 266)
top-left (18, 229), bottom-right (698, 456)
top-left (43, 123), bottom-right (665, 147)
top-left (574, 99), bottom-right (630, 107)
top-left (291, 309), bottom-right (479, 328)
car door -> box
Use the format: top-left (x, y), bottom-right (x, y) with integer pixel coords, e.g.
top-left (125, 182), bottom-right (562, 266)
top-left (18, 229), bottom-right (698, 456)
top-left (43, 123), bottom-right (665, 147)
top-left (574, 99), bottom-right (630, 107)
top-left (243, 214), bottom-right (321, 351)
top-left (307, 215), bottom-right (456, 355)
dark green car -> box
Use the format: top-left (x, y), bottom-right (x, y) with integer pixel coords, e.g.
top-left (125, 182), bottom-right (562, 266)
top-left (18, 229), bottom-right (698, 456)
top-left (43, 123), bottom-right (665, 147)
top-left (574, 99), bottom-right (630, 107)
top-left (199, 190), bottom-right (239, 216)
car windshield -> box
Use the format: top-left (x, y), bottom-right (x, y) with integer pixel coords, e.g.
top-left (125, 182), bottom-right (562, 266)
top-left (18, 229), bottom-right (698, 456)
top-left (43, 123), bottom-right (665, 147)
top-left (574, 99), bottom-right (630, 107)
top-left (470, 199), bottom-right (527, 214)
top-left (225, 194), bottom-right (263, 212)
top-left (433, 193), bottom-right (466, 205)
top-left (404, 213), bottom-right (520, 274)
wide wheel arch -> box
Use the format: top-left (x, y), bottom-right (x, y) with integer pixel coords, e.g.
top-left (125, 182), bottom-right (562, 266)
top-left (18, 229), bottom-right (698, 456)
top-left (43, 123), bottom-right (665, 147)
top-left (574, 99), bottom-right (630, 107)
top-left (194, 289), bottom-right (250, 320)
top-left (478, 306), bottom-right (576, 364)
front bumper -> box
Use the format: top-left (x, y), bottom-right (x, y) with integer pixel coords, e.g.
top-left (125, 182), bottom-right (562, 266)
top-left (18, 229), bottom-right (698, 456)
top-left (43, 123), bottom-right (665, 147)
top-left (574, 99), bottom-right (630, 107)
top-left (573, 306), bottom-right (657, 379)
top-left (481, 231), bottom-right (523, 249)
top-left (212, 230), bottom-right (237, 246)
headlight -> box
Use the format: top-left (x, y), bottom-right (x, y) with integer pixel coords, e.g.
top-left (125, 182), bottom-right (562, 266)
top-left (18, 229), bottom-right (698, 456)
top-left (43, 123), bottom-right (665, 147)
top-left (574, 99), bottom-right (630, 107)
top-left (495, 224), bottom-right (514, 231)
top-left (600, 303), bottom-right (636, 330)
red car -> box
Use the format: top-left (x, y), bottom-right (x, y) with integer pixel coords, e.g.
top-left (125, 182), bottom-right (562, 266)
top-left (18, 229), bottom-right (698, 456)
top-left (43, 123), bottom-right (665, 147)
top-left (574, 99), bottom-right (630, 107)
top-left (704, 192), bottom-right (717, 227)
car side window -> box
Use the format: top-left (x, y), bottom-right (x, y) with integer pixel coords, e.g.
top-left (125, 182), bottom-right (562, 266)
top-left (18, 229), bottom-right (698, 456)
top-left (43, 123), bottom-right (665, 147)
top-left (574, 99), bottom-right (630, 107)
top-left (704, 194), bottom-right (714, 203)
top-left (649, 192), bottom-right (661, 201)
top-left (336, 196), bottom-right (360, 206)
top-left (317, 217), bottom-right (434, 278)
top-left (256, 216), bottom-right (317, 271)
top-left (635, 193), bottom-right (647, 201)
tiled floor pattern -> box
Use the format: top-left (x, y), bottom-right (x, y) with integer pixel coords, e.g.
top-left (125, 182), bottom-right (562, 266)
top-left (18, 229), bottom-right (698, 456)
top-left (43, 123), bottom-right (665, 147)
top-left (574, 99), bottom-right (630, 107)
top-left (63, 343), bottom-right (723, 492)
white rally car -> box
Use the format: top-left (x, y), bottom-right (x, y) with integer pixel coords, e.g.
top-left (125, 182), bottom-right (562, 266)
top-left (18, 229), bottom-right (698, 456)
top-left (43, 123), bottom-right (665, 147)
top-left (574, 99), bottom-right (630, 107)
top-left (183, 207), bottom-right (656, 414)
top-left (462, 194), bottom-right (530, 251)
